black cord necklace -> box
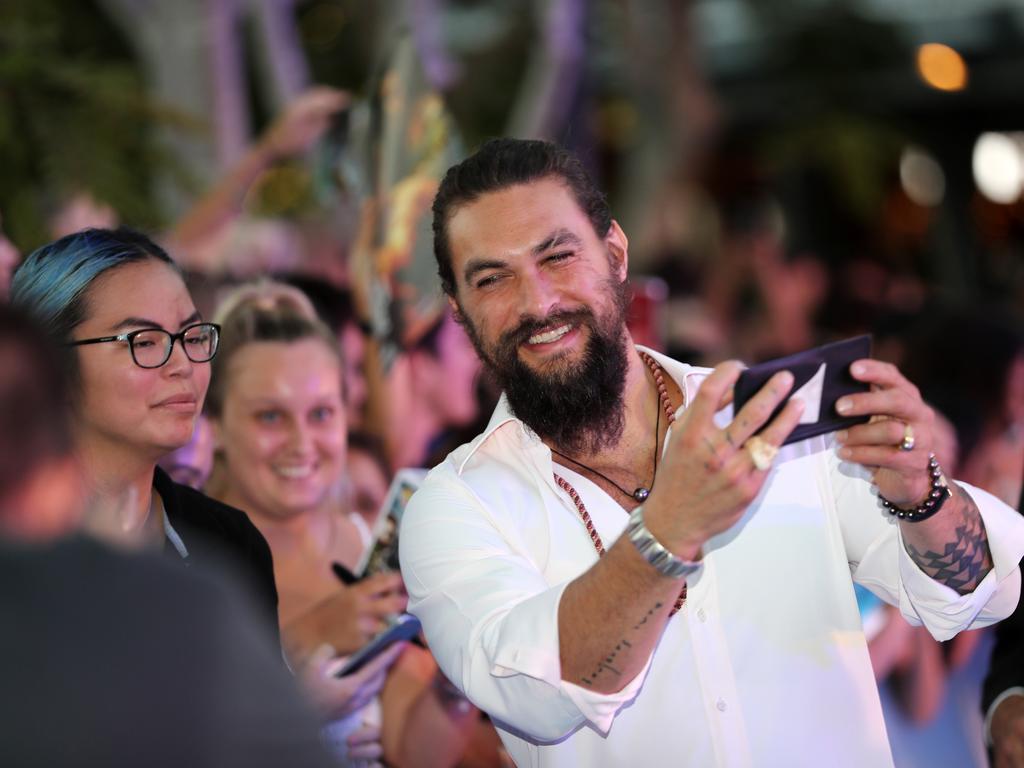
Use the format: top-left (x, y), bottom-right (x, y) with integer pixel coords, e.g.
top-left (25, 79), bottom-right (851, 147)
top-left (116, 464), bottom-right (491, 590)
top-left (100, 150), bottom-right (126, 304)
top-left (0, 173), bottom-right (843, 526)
top-left (550, 396), bottom-right (662, 503)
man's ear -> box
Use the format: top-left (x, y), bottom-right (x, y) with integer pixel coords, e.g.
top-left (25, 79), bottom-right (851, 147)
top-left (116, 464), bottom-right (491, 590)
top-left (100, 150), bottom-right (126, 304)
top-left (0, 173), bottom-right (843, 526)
top-left (447, 294), bottom-right (466, 325)
top-left (606, 220), bottom-right (629, 282)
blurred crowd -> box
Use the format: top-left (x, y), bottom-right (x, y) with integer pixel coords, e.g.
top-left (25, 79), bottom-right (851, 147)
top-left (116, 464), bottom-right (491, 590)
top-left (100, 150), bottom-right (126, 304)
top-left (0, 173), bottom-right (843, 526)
top-left (0, 83), bottom-right (1022, 768)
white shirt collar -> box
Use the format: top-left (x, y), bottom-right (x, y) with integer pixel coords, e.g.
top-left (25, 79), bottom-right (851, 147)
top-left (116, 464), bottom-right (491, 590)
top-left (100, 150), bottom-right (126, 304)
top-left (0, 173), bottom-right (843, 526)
top-left (455, 345), bottom-right (709, 476)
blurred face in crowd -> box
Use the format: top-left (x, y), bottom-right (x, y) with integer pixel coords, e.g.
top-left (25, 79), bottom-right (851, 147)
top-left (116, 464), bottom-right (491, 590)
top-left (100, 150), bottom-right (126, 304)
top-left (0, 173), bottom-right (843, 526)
top-left (214, 338), bottom-right (346, 521)
top-left (72, 260), bottom-right (211, 459)
top-left (444, 177), bottom-right (631, 452)
top-left (340, 322), bottom-right (368, 428)
top-left (158, 414), bottom-right (215, 489)
top-left (414, 315), bottom-right (481, 429)
top-left (0, 212), bottom-right (20, 299)
top-left (346, 446), bottom-right (389, 527)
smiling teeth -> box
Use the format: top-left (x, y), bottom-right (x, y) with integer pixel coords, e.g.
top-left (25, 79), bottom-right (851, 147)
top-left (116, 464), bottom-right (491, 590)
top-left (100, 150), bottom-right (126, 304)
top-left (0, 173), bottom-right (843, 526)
top-left (275, 466), bottom-right (314, 479)
top-left (528, 324), bottom-right (572, 344)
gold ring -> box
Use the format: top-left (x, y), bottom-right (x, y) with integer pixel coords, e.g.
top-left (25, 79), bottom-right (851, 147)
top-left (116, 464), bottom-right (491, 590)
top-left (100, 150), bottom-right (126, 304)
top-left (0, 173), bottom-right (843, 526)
top-left (745, 435), bottom-right (779, 471)
top-left (899, 423), bottom-right (915, 452)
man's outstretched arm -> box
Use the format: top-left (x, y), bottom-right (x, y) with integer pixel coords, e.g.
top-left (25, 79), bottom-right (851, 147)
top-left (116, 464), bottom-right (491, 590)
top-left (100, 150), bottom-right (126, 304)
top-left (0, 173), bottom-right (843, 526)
top-left (558, 362), bottom-right (804, 692)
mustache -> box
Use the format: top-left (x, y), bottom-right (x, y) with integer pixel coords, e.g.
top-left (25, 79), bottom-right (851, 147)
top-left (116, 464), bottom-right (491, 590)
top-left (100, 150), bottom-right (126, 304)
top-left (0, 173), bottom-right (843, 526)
top-left (500, 308), bottom-right (595, 349)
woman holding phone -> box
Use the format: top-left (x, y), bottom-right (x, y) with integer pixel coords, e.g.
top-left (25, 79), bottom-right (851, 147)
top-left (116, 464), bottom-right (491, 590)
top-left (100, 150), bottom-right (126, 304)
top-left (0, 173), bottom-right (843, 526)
top-left (205, 280), bottom-right (478, 767)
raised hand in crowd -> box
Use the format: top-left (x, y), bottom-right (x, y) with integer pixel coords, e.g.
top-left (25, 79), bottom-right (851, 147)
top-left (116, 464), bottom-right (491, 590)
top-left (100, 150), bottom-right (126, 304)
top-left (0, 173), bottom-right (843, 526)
top-left (259, 85), bottom-right (350, 160)
top-left (170, 86), bottom-right (349, 264)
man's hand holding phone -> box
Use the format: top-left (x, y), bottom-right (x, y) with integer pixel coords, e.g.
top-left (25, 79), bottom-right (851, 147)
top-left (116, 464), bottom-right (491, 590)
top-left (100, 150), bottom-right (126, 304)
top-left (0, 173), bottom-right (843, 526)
top-left (643, 360), bottom-right (806, 562)
top-left (834, 358), bottom-right (938, 507)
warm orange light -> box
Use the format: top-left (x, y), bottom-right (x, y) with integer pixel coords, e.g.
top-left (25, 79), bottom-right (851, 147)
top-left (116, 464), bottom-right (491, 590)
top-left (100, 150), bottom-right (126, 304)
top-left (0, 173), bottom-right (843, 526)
top-left (916, 43), bottom-right (968, 92)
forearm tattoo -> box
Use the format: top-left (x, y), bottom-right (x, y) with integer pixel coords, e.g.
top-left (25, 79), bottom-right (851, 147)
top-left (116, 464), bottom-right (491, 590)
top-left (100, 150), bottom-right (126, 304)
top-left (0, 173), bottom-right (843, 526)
top-left (579, 601), bottom-right (662, 688)
top-left (904, 485), bottom-right (994, 595)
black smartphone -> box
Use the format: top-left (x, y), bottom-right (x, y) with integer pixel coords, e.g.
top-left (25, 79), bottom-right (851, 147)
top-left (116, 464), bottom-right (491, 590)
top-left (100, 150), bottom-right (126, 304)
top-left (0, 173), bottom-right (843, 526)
top-left (334, 613), bottom-right (422, 677)
top-left (732, 335), bottom-right (872, 445)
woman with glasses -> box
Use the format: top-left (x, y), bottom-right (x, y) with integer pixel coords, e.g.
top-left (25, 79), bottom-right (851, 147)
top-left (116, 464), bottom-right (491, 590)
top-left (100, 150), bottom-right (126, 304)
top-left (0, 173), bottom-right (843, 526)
top-left (10, 229), bottom-right (414, 760)
top-left (9, 227), bottom-right (280, 639)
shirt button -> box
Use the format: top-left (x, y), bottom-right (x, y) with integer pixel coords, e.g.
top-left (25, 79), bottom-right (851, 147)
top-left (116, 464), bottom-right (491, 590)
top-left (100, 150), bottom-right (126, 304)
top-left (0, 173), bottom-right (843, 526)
top-left (697, 608), bottom-right (707, 622)
top-left (716, 698), bottom-right (727, 712)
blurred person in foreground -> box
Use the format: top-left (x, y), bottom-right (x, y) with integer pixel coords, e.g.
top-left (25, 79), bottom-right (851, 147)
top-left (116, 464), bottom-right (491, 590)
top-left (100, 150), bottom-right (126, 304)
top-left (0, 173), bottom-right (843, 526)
top-left (398, 138), bottom-right (1024, 767)
top-left (0, 304), bottom-right (334, 768)
top-left (205, 281), bottom-right (478, 767)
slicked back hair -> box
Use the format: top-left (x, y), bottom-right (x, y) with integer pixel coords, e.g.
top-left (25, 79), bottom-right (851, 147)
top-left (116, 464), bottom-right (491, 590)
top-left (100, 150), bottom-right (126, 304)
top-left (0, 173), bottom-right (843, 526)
top-left (431, 138), bottom-right (611, 298)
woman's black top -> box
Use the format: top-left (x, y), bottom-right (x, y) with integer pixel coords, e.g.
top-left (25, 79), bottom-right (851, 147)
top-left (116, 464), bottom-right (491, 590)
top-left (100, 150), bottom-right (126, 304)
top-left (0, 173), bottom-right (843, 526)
top-left (154, 466), bottom-right (280, 648)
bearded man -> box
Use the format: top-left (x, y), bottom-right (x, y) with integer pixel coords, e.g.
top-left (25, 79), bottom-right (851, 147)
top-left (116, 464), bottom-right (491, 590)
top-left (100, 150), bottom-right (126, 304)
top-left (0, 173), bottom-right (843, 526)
top-left (398, 138), bottom-right (1024, 768)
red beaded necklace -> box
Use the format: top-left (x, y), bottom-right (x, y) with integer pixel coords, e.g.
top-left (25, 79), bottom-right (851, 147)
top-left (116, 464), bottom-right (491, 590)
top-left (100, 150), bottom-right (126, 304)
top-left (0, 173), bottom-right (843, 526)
top-left (552, 351), bottom-right (687, 615)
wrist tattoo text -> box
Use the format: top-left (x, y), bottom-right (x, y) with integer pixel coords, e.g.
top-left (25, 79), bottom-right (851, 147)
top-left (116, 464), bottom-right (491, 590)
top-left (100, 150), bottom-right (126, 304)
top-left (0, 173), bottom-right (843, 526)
top-left (580, 601), bottom-right (663, 688)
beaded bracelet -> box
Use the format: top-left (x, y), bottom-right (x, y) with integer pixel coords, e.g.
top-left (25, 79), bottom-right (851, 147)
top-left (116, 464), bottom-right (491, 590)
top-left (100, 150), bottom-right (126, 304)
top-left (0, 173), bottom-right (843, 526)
top-left (879, 453), bottom-right (951, 523)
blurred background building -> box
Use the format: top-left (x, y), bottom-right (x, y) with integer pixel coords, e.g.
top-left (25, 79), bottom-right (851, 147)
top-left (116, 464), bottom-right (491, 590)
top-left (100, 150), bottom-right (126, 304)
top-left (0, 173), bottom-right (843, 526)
top-left (3, 0), bottom-right (1024, 350)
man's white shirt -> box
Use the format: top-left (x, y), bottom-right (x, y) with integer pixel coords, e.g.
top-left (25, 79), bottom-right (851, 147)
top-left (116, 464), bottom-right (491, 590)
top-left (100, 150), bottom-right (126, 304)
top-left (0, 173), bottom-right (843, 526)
top-left (399, 348), bottom-right (1024, 768)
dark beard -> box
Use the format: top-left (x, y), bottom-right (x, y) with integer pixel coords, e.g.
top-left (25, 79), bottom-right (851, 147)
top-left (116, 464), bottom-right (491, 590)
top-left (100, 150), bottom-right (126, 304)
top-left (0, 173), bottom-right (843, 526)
top-left (458, 281), bottom-right (631, 455)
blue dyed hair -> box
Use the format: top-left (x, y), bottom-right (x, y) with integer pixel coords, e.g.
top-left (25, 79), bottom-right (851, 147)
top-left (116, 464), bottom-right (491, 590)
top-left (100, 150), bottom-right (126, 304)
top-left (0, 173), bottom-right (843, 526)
top-left (10, 227), bottom-right (178, 388)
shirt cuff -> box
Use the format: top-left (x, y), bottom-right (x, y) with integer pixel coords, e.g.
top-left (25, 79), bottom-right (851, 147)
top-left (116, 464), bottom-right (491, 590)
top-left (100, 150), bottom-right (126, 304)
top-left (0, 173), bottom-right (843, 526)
top-left (895, 481), bottom-right (1024, 640)
top-left (558, 656), bottom-right (655, 736)
top-left (985, 687), bottom-right (1024, 747)
top-left (488, 580), bottom-right (653, 735)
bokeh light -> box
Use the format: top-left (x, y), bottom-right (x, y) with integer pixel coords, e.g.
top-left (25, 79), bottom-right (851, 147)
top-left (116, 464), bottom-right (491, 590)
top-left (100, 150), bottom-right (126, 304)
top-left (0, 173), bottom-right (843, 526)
top-left (899, 146), bottom-right (945, 207)
top-left (916, 43), bottom-right (968, 92)
top-left (972, 132), bottom-right (1024, 204)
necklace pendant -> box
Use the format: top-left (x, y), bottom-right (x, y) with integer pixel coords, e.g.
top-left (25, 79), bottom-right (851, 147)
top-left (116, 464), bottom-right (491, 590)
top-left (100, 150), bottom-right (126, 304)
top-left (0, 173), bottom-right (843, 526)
top-left (632, 487), bottom-right (650, 503)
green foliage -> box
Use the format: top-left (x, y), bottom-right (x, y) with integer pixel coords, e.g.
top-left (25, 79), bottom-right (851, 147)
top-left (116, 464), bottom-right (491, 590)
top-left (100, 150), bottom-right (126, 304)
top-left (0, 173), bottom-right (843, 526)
top-left (0, 0), bottom-right (182, 251)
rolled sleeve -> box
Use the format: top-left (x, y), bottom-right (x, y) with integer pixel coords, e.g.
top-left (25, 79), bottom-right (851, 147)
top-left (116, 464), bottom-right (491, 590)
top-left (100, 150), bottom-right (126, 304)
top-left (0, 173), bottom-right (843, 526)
top-left (892, 481), bottom-right (1024, 639)
top-left (559, 660), bottom-right (654, 734)
top-left (487, 580), bottom-right (653, 736)
top-left (400, 474), bottom-right (647, 741)
top-left (831, 445), bottom-right (1024, 639)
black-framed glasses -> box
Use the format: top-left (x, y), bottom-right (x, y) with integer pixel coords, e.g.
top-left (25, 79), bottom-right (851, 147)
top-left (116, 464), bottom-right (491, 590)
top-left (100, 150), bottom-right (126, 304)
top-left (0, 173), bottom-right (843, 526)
top-left (68, 322), bottom-right (221, 369)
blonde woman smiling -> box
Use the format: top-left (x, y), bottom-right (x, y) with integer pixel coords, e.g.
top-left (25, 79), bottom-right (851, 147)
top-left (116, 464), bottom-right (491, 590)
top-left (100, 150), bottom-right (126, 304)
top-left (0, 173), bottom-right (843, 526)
top-left (205, 282), bottom-right (476, 767)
